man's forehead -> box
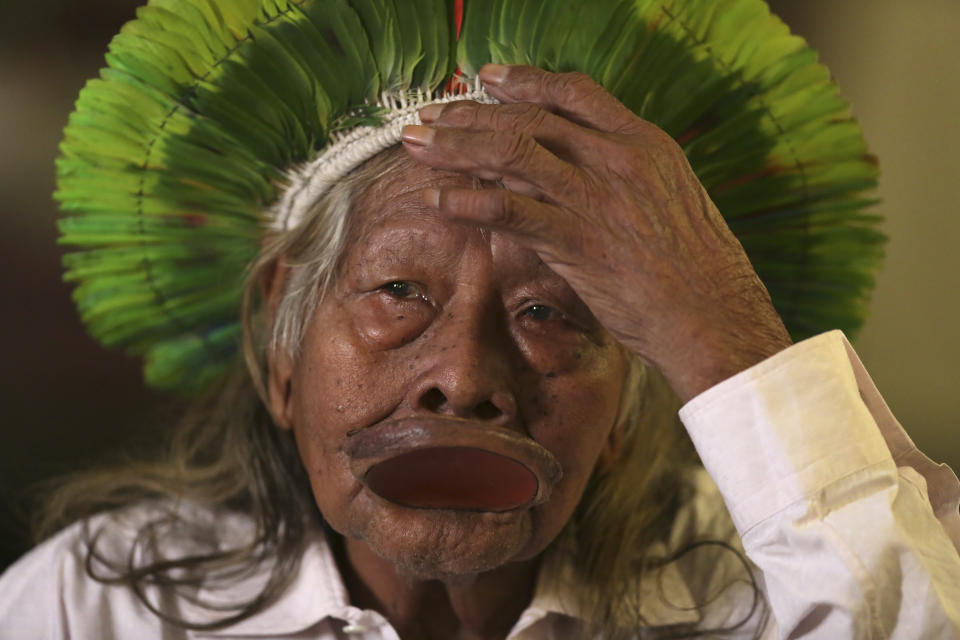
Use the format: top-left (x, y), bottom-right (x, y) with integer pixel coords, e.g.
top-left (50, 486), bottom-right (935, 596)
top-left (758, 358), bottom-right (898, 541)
top-left (347, 149), bottom-right (558, 281)
top-left (358, 150), bottom-right (470, 207)
top-left (347, 151), bottom-right (472, 243)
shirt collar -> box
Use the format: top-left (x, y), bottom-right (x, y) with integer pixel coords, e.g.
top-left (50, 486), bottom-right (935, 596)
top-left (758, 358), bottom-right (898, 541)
top-left (189, 527), bottom-right (354, 637)
top-left (191, 529), bottom-right (700, 637)
top-left (512, 538), bottom-right (700, 636)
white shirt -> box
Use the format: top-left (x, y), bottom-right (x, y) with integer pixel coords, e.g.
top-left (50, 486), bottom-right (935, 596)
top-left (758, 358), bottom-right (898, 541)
top-left (1, 331), bottom-right (958, 639)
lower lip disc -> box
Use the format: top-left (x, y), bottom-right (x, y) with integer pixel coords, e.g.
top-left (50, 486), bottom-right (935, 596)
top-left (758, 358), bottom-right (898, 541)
top-left (364, 446), bottom-right (539, 512)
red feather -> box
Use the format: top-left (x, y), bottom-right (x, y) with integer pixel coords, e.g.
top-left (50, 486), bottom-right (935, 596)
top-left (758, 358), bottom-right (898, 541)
top-left (444, 0), bottom-right (467, 94)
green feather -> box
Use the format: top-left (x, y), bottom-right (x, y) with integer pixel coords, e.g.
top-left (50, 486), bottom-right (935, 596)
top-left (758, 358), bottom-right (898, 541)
top-left (458, 0), bottom-right (501, 76)
top-left (56, 0), bottom-right (885, 392)
top-left (347, 0), bottom-right (399, 90)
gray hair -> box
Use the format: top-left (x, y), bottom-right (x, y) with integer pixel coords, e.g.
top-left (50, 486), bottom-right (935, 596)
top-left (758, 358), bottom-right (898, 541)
top-left (242, 148), bottom-right (409, 398)
top-left (40, 144), bottom-right (760, 639)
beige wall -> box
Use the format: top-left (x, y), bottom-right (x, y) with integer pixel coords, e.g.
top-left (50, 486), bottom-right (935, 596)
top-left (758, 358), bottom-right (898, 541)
top-left (768, 0), bottom-right (960, 469)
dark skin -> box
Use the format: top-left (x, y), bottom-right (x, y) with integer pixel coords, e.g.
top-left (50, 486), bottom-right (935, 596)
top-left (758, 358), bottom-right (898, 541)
top-left (267, 64), bottom-right (793, 639)
top-left (404, 64), bottom-right (793, 402)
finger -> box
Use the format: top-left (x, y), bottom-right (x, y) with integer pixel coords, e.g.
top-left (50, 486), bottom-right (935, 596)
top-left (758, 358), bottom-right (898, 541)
top-left (419, 100), bottom-right (593, 160)
top-left (423, 187), bottom-right (579, 263)
top-left (501, 176), bottom-right (544, 200)
top-left (401, 125), bottom-right (584, 205)
top-left (478, 64), bottom-right (639, 134)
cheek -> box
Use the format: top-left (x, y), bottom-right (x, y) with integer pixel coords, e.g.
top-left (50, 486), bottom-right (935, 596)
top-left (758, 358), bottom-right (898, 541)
top-left (513, 322), bottom-right (602, 376)
top-left (525, 344), bottom-right (627, 484)
top-left (293, 304), bottom-right (408, 424)
top-left (515, 350), bottom-right (627, 556)
top-left (288, 310), bottom-right (412, 512)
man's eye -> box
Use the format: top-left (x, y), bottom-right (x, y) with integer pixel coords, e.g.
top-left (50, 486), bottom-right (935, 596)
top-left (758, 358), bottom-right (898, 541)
top-left (522, 304), bottom-right (556, 321)
top-left (381, 281), bottom-right (418, 299)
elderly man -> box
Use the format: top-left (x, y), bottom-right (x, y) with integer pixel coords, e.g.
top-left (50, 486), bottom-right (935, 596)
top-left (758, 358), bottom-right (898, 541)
top-left (1, 1), bottom-right (958, 638)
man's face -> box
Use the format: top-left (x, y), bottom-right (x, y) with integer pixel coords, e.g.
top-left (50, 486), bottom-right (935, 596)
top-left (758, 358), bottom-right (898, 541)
top-left (271, 153), bottom-right (631, 578)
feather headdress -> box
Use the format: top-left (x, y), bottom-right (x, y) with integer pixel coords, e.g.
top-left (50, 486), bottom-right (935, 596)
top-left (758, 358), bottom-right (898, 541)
top-left (56, 0), bottom-right (884, 393)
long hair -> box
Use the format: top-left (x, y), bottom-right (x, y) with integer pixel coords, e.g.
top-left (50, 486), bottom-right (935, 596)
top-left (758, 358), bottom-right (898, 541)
top-left (34, 146), bottom-right (764, 636)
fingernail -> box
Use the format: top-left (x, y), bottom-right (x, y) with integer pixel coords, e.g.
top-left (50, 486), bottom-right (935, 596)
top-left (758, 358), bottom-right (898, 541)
top-left (423, 188), bottom-right (440, 208)
top-left (419, 103), bottom-right (444, 123)
top-left (402, 125), bottom-right (435, 146)
top-left (479, 64), bottom-right (509, 86)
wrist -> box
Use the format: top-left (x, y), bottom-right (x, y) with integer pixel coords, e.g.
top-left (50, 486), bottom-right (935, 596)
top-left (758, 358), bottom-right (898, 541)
top-left (645, 321), bottom-right (793, 403)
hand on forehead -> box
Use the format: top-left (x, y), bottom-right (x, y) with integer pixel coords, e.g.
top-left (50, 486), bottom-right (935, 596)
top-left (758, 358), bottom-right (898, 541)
top-left (402, 64), bottom-right (793, 402)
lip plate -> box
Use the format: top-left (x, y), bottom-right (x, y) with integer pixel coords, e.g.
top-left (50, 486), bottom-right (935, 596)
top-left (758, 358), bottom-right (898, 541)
top-left (344, 417), bottom-right (563, 510)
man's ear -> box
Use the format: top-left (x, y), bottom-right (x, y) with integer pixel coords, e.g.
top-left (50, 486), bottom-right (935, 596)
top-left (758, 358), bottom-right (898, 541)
top-left (263, 258), bottom-right (295, 431)
top-left (596, 357), bottom-right (647, 474)
top-left (595, 423), bottom-right (624, 474)
top-left (267, 342), bottom-right (295, 431)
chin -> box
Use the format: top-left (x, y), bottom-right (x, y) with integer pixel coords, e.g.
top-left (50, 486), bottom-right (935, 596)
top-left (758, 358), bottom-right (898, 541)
top-left (344, 493), bottom-right (540, 578)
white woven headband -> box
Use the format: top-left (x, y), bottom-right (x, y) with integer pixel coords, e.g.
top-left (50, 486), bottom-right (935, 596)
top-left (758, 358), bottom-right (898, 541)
top-left (268, 77), bottom-right (498, 231)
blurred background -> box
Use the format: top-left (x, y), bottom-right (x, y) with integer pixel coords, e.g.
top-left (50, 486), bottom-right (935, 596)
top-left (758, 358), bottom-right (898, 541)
top-left (1, 0), bottom-right (958, 572)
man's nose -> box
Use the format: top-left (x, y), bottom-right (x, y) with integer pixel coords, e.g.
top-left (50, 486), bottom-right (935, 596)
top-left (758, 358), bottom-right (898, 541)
top-left (410, 306), bottom-right (520, 424)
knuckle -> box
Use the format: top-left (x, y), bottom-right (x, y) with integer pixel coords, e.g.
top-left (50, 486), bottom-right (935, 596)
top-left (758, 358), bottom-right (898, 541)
top-left (556, 71), bottom-right (599, 103)
top-left (645, 122), bottom-right (678, 148)
top-left (459, 191), bottom-right (484, 219)
top-left (496, 132), bottom-right (538, 168)
top-left (469, 189), bottom-right (517, 228)
top-left (490, 106), bottom-right (515, 131)
top-left (443, 100), bottom-right (480, 127)
top-left (455, 190), bottom-right (492, 222)
top-left (507, 103), bottom-right (548, 131)
top-left (562, 71), bottom-right (594, 87)
top-left (556, 165), bottom-right (586, 202)
top-left (489, 190), bottom-right (516, 226)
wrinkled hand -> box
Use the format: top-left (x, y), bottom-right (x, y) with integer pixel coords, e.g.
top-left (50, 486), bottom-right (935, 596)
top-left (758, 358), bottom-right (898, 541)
top-left (401, 64), bottom-right (792, 402)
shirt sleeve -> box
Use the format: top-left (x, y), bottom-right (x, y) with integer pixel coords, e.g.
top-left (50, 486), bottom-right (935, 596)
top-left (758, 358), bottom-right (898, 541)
top-left (679, 330), bottom-right (960, 639)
